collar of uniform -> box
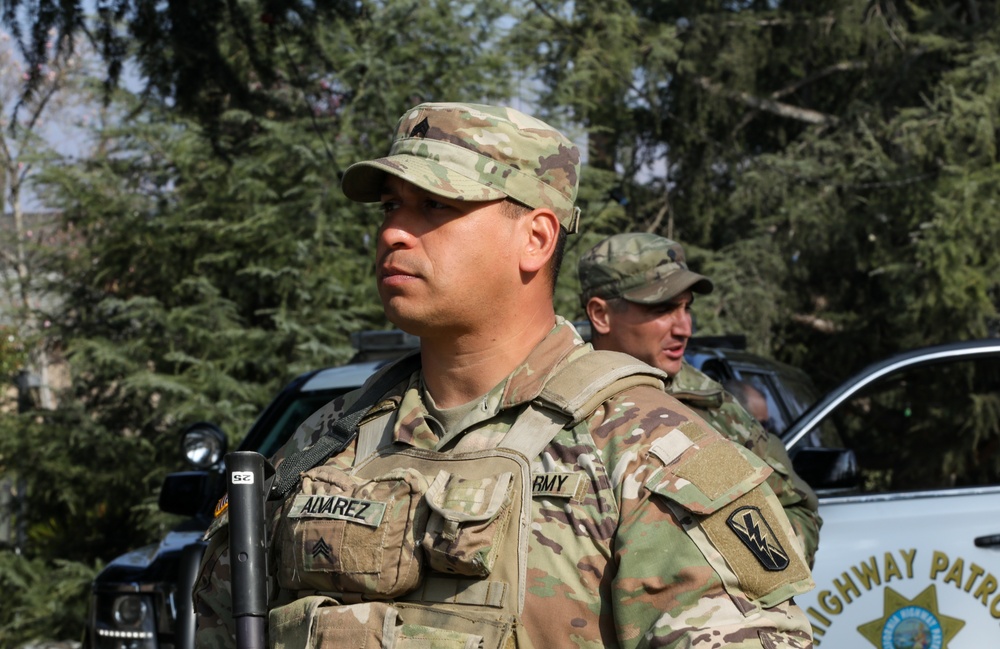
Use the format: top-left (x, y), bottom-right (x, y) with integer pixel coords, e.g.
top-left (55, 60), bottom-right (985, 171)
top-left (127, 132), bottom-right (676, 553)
top-left (666, 361), bottom-right (724, 409)
top-left (391, 373), bottom-right (439, 449)
top-left (500, 317), bottom-right (589, 410)
top-left (391, 367), bottom-right (510, 449)
top-left (388, 317), bottom-right (587, 448)
top-left (668, 361), bottom-right (723, 394)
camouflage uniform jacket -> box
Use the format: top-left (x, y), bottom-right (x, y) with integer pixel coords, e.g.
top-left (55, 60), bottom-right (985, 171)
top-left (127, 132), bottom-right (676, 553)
top-left (667, 362), bottom-right (822, 566)
top-left (194, 320), bottom-right (815, 649)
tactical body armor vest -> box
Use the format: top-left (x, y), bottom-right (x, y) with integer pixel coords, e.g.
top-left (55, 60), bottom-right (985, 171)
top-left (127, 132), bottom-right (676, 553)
top-left (266, 349), bottom-right (666, 649)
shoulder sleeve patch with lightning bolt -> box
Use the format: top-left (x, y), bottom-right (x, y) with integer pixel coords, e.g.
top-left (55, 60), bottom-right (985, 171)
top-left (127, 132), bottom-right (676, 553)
top-left (701, 487), bottom-right (812, 606)
top-left (726, 505), bottom-right (789, 571)
top-left (646, 433), bottom-right (813, 607)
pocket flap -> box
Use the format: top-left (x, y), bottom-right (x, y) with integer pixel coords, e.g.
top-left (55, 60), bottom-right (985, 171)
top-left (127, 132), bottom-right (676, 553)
top-left (647, 437), bottom-right (770, 515)
top-left (425, 470), bottom-right (513, 523)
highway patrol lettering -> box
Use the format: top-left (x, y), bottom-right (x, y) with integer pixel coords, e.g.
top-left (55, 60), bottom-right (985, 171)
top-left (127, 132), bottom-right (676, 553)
top-left (806, 548), bottom-right (998, 646)
top-left (288, 494), bottom-right (386, 528)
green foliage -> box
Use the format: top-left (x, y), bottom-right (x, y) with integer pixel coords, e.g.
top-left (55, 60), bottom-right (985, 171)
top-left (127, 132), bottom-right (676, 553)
top-left (0, 409), bottom-right (162, 564)
top-left (0, 327), bottom-right (26, 380)
top-left (0, 550), bottom-right (97, 646)
top-left (520, 0), bottom-right (1000, 383)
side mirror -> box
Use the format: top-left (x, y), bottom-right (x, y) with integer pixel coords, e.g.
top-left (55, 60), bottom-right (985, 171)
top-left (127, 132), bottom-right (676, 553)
top-left (159, 471), bottom-right (213, 517)
top-left (181, 422), bottom-right (228, 469)
top-left (792, 447), bottom-right (860, 492)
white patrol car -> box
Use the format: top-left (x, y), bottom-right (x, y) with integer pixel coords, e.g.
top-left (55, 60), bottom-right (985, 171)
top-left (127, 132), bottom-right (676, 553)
top-left (784, 338), bottom-right (1000, 648)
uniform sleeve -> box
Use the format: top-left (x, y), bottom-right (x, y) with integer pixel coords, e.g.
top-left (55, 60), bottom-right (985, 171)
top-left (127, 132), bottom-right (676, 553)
top-left (599, 387), bottom-right (815, 648)
top-left (711, 394), bottom-right (823, 568)
top-left (193, 515), bottom-right (237, 649)
top-left (760, 430), bottom-right (823, 568)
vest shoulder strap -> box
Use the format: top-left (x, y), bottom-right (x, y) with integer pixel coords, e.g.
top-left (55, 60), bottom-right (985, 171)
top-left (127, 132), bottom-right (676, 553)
top-left (501, 349), bottom-right (668, 504)
top-left (668, 388), bottom-right (724, 410)
top-left (536, 349), bottom-right (667, 425)
top-left (269, 350), bottom-right (421, 500)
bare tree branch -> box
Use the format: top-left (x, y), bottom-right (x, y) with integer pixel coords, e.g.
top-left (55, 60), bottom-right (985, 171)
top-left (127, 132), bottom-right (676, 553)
top-left (695, 76), bottom-right (839, 126)
top-left (791, 313), bottom-right (841, 334)
top-left (720, 15), bottom-right (838, 29)
top-left (770, 61), bottom-right (868, 100)
top-left (529, 0), bottom-right (573, 33)
top-left (646, 188), bottom-right (671, 236)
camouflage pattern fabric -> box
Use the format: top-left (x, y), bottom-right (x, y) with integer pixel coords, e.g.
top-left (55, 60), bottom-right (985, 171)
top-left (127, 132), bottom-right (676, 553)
top-left (578, 232), bottom-right (714, 305)
top-left (422, 470), bottom-right (514, 577)
top-left (194, 320), bottom-right (815, 648)
top-left (341, 102), bottom-right (582, 232)
top-left (668, 361), bottom-right (822, 567)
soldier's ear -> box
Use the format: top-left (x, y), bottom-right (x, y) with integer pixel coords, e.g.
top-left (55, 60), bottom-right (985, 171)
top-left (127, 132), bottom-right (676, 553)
top-left (586, 297), bottom-right (612, 335)
top-left (519, 208), bottom-right (560, 275)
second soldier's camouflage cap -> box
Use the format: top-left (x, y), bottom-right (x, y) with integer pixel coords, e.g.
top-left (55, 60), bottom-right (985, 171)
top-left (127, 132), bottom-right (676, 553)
top-left (578, 232), bottom-right (714, 306)
top-left (341, 102), bottom-right (582, 232)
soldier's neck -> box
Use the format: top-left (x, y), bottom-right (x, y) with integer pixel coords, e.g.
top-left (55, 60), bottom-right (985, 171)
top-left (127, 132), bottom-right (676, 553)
top-left (417, 308), bottom-right (555, 409)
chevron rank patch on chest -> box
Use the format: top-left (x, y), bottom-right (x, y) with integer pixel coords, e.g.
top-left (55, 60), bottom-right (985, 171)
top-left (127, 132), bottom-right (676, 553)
top-left (288, 494), bottom-right (386, 528)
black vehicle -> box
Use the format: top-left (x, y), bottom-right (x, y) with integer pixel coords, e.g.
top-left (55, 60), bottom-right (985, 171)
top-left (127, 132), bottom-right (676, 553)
top-left (85, 328), bottom-right (821, 649)
top-left (684, 338), bottom-right (818, 435)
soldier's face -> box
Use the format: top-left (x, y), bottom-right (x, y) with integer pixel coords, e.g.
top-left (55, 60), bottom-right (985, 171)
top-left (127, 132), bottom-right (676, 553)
top-left (599, 292), bottom-right (694, 377)
top-left (375, 176), bottom-right (521, 336)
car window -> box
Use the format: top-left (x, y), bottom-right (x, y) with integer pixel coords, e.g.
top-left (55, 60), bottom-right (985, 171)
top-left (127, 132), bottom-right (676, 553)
top-left (734, 370), bottom-right (788, 432)
top-left (699, 358), bottom-right (819, 435)
top-left (697, 358), bottom-right (730, 383)
top-left (815, 355), bottom-right (1000, 494)
top-left (772, 374), bottom-right (818, 421)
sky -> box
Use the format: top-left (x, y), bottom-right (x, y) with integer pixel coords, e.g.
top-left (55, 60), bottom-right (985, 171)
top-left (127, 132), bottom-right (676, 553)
top-left (0, 22), bottom-right (145, 213)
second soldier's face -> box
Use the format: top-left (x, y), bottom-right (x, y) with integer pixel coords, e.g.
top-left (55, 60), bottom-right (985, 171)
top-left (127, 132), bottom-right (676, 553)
top-left (602, 292), bottom-right (694, 377)
top-left (375, 176), bottom-right (522, 337)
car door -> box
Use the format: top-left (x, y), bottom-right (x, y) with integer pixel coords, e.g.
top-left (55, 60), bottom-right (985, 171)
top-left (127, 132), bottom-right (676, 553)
top-left (785, 341), bottom-right (1000, 648)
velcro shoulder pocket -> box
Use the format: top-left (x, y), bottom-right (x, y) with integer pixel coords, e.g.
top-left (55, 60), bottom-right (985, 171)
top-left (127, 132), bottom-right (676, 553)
top-left (646, 429), bottom-right (771, 515)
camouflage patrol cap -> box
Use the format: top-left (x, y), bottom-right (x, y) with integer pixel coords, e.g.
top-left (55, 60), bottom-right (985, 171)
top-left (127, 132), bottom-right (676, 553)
top-left (578, 233), bottom-right (714, 306)
top-left (341, 102), bottom-right (582, 232)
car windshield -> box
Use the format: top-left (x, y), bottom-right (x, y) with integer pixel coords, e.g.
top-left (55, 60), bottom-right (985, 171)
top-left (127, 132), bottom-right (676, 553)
top-left (252, 388), bottom-right (351, 458)
top-left (802, 355), bottom-right (1000, 493)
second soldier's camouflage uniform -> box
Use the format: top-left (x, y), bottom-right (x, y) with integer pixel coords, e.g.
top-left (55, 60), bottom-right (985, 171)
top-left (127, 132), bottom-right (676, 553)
top-left (668, 362), bottom-right (822, 566)
top-left (194, 320), bottom-right (815, 648)
top-left (578, 233), bottom-right (823, 568)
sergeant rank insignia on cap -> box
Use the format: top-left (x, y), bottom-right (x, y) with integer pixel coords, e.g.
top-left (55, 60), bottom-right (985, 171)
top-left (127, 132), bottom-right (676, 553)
top-left (409, 117), bottom-right (429, 138)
